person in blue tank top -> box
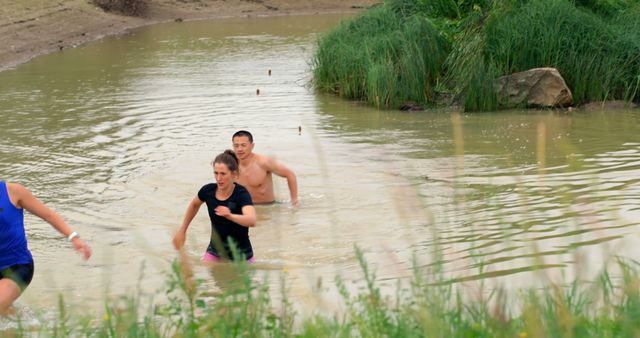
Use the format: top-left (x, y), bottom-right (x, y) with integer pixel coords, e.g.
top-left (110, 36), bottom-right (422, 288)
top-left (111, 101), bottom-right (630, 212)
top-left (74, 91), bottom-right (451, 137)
top-left (172, 150), bottom-right (257, 262)
top-left (0, 181), bottom-right (91, 316)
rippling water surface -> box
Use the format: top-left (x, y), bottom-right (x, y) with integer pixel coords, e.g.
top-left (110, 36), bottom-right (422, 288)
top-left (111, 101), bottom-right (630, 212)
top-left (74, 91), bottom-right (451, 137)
top-left (0, 13), bottom-right (639, 322)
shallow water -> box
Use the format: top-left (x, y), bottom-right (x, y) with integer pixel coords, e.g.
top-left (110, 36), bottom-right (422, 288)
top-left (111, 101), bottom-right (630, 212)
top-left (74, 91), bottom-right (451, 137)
top-left (0, 13), bottom-right (639, 323)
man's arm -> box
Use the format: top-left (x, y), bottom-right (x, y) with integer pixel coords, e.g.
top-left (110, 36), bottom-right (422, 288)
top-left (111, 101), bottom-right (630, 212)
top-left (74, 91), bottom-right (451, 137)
top-left (263, 156), bottom-right (298, 205)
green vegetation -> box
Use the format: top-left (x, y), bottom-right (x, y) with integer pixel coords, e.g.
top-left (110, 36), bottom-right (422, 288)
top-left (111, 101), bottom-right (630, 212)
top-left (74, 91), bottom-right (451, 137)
top-left (92, 0), bottom-right (148, 17)
top-left (6, 250), bottom-right (640, 337)
top-left (312, 5), bottom-right (449, 109)
top-left (312, 0), bottom-right (640, 111)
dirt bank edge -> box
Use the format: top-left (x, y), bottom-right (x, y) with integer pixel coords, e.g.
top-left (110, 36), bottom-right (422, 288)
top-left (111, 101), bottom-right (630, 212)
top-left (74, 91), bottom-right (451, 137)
top-left (0, 0), bottom-right (379, 73)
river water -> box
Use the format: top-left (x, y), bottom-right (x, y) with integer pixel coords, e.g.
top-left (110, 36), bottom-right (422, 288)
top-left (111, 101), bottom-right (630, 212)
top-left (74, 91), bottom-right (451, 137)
top-left (0, 13), bottom-right (639, 321)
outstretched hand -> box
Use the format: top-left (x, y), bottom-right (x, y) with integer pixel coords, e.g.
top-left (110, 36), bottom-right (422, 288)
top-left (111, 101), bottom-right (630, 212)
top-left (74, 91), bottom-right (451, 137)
top-left (72, 238), bottom-right (92, 260)
top-left (173, 231), bottom-right (186, 250)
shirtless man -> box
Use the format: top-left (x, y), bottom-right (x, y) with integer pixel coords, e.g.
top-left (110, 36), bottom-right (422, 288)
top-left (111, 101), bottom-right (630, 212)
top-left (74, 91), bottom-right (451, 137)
top-left (232, 130), bottom-right (298, 205)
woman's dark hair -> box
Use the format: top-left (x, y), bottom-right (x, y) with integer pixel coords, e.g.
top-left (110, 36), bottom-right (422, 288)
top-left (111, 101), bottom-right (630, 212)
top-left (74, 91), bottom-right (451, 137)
top-left (213, 149), bottom-right (239, 172)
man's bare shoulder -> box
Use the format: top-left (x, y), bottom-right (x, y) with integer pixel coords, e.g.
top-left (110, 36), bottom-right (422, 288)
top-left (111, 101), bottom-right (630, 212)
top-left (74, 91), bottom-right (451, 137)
top-left (253, 153), bottom-right (275, 168)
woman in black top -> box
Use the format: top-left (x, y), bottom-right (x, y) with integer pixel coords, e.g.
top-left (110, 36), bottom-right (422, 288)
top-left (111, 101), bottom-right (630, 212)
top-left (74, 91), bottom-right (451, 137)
top-left (173, 150), bottom-right (256, 261)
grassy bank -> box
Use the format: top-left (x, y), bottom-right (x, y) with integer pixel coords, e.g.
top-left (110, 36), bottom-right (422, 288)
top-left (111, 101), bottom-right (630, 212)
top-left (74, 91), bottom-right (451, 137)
top-left (311, 4), bottom-right (449, 109)
top-left (6, 249), bottom-right (640, 337)
top-left (312, 0), bottom-right (640, 111)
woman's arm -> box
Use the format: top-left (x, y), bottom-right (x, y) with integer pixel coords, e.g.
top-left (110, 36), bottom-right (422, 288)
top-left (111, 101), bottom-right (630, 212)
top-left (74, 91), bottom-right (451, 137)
top-left (173, 196), bottom-right (203, 250)
top-left (10, 183), bottom-right (91, 260)
top-left (214, 205), bottom-right (256, 227)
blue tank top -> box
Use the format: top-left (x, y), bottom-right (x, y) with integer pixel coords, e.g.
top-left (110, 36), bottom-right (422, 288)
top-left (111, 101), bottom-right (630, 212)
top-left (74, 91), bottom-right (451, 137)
top-left (0, 181), bottom-right (33, 269)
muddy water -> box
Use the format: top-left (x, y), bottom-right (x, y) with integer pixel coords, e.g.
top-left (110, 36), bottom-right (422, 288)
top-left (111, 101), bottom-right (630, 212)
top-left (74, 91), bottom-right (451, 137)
top-left (0, 13), bottom-right (639, 322)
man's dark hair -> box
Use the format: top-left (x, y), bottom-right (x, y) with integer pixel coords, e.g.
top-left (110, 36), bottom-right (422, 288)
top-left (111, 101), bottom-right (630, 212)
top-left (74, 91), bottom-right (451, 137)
top-left (232, 130), bottom-right (253, 143)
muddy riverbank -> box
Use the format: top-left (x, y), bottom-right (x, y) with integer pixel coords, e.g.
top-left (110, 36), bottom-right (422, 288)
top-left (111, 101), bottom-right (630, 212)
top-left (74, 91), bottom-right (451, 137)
top-left (0, 0), bottom-right (378, 72)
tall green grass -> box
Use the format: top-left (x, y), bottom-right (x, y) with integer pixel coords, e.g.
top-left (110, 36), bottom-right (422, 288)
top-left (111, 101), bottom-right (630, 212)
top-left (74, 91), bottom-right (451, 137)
top-left (311, 4), bottom-right (449, 109)
top-left (313, 0), bottom-right (640, 111)
top-left (7, 250), bottom-right (640, 337)
top-left (451, 0), bottom-right (640, 110)
top-left (574, 0), bottom-right (640, 17)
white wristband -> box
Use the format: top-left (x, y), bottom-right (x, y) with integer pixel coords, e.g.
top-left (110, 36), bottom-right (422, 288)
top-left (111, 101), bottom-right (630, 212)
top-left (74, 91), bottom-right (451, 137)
top-left (68, 232), bottom-right (79, 241)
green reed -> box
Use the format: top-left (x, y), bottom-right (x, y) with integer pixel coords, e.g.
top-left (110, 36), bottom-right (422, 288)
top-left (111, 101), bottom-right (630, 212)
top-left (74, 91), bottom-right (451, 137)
top-left (5, 248), bottom-right (640, 337)
top-left (459, 0), bottom-right (640, 111)
top-left (311, 4), bottom-right (449, 109)
top-left (453, 0), bottom-right (640, 111)
top-left (313, 0), bottom-right (640, 111)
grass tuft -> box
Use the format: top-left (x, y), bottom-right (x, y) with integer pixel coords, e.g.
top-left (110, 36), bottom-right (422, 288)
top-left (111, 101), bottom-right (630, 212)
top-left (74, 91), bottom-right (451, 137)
top-left (313, 0), bottom-right (640, 111)
top-left (312, 4), bottom-right (449, 109)
top-left (7, 253), bottom-right (640, 336)
top-left (91, 0), bottom-right (148, 17)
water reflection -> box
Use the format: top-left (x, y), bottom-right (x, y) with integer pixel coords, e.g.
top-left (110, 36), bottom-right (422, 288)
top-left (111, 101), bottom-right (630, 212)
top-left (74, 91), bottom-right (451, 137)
top-left (316, 94), bottom-right (640, 288)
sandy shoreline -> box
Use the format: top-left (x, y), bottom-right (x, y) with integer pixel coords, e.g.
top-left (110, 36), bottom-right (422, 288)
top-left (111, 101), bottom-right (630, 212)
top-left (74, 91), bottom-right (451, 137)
top-left (0, 0), bottom-right (379, 73)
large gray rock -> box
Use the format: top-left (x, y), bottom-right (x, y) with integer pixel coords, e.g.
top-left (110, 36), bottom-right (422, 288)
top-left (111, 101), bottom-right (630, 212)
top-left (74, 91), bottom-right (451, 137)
top-left (494, 67), bottom-right (573, 108)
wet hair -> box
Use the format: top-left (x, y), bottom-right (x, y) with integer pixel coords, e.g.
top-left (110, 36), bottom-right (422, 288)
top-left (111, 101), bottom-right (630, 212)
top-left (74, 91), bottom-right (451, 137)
top-left (232, 130), bottom-right (253, 143)
top-left (213, 149), bottom-right (239, 172)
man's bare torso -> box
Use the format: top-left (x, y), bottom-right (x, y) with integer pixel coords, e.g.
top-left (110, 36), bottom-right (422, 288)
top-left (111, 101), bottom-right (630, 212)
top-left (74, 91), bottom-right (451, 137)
top-left (237, 154), bottom-right (275, 204)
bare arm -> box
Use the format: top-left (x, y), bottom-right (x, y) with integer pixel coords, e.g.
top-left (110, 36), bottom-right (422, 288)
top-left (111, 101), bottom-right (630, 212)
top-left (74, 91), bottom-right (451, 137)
top-left (173, 196), bottom-right (203, 250)
top-left (11, 183), bottom-right (91, 260)
top-left (214, 205), bottom-right (256, 227)
top-left (264, 157), bottom-right (298, 205)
